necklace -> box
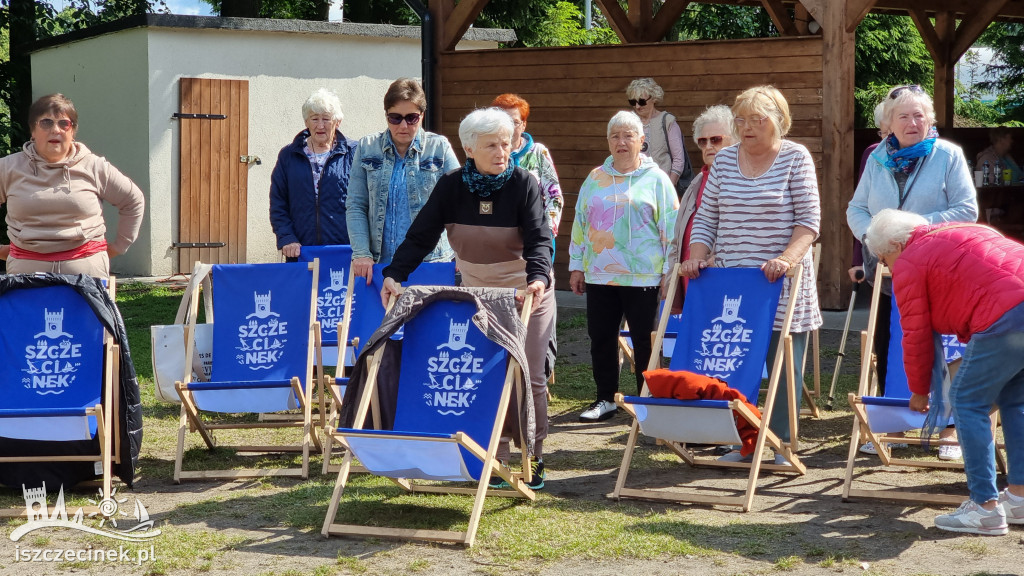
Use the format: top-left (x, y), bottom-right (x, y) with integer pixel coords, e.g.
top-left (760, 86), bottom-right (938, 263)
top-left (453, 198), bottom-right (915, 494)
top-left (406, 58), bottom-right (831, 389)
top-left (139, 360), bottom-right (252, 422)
top-left (739, 145), bottom-right (777, 179)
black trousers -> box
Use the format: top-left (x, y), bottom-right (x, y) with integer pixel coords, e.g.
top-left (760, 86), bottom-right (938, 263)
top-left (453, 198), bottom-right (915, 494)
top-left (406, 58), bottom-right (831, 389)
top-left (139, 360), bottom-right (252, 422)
top-left (586, 283), bottom-right (660, 402)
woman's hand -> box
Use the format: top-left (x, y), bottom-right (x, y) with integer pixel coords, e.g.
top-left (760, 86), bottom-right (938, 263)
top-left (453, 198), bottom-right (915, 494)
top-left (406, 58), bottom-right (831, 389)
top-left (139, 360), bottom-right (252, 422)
top-left (848, 266), bottom-right (865, 283)
top-left (0, 245), bottom-right (9, 261)
top-left (380, 277), bottom-right (402, 308)
top-left (281, 243), bottom-right (302, 259)
top-left (909, 392), bottom-right (930, 413)
top-left (516, 280), bottom-right (545, 312)
top-left (679, 258), bottom-right (707, 279)
top-left (352, 257), bottom-right (375, 284)
top-left (761, 257), bottom-right (791, 282)
top-left (569, 271), bottom-right (586, 295)
top-left (106, 246), bottom-right (121, 259)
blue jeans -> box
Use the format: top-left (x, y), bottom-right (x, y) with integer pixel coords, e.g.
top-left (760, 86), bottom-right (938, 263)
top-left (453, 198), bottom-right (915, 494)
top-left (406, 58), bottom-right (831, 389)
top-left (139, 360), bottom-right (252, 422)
top-left (767, 330), bottom-right (809, 444)
top-left (951, 301), bottom-right (1024, 504)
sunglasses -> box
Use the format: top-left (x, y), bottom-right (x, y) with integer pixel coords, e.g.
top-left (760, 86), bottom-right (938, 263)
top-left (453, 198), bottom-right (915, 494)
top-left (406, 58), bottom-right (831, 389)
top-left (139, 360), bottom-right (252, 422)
top-left (889, 84), bottom-right (924, 99)
top-left (386, 112), bottom-right (422, 126)
top-left (627, 98), bottom-right (649, 107)
top-left (36, 118), bottom-right (75, 131)
top-left (697, 136), bottom-right (725, 148)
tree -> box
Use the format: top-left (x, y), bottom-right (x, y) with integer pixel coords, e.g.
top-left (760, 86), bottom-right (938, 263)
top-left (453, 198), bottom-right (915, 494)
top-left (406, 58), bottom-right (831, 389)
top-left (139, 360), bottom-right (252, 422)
top-left (676, 4), bottom-right (775, 40)
top-left (853, 14), bottom-right (933, 128)
top-left (530, 1), bottom-right (618, 47)
top-left (202, 0), bottom-right (334, 20)
top-left (977, 22), bottom-right (1024, 124)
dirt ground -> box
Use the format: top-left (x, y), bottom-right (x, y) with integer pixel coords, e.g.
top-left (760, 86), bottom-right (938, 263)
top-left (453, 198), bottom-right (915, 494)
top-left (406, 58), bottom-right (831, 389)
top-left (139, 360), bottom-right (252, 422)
top-left (3, 307), bottom-right (1024, 576)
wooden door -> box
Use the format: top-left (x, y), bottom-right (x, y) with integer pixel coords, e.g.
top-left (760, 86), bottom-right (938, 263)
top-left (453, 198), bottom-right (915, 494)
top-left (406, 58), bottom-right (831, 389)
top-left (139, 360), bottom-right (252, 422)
top-left (176, 77), bottom-right (249, 273)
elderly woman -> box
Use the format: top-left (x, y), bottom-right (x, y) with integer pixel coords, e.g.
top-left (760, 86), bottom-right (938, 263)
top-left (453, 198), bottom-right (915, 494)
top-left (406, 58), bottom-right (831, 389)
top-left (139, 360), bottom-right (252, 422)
top-left (865, 208), bottom-right (1024, 536)
top-left (680, 86), bottom-right (821, 463)
top-left (976, 127), bottom-right (1021, 184)
top-left (381, 108), bottom-right (554, 490)
top-left (0, 94), bottom-right (144, 278)
top-left (666, 104), bottom-right (736, 313)
top-left (569, 111), bottom-right (678, 423)
top-left (270, 88), bottom-right (357, 260)
top-left (346, 78), bottom-right (458, 281)
top-left (626, 78), bottom-right (693, 194)
top-left (847, 84), bottom-right (978, 458)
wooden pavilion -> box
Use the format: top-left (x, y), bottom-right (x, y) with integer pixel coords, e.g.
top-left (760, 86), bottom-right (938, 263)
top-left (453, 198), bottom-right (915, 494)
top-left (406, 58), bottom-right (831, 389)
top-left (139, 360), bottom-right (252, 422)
top-left (425, 0), bottom-right (1024, 308)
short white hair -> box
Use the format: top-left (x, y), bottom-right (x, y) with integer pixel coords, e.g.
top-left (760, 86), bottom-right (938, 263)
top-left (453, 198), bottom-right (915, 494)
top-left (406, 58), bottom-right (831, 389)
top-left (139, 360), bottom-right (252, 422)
top-left (864, 209), bottom-right (928, 257)
top-left (607, 110), bottom-right (643, 138)
top-left (880, 85), bottom-right (935, 130)
top-left (459, 107), bottom-right (513, 151)
top-left (302, 88), bottom-right (343, 123)
top-left (692, 105), bottom-right (734, 142)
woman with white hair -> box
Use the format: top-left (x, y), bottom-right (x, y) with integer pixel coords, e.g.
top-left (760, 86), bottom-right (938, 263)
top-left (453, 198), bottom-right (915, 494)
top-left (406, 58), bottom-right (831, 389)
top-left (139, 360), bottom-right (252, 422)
top-left (569, 110), bottom-right (678, 423)
top-left (864, 208), bottom-right (1024, 536)
top-left (382, 107), bottom-right (554, 490)
top-left (626, 77), bottom-right (693, 193)
top-left (270, 87), bottom-right (357, 260)
top-left (847, 84), bottom-right (978, 458)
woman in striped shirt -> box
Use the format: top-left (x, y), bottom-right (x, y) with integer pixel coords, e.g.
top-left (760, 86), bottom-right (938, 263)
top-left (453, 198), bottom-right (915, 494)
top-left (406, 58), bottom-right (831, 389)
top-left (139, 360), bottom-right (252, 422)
top-left (679, 85), bottom-right (822, 463)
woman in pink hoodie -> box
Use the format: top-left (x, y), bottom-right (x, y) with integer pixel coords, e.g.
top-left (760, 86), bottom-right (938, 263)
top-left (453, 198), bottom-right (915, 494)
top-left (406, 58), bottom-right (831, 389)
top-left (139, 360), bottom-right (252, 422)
top-left (865, 208), bottom-right (1024, 537)
top-left (0, 94), bottom-right (144, 278)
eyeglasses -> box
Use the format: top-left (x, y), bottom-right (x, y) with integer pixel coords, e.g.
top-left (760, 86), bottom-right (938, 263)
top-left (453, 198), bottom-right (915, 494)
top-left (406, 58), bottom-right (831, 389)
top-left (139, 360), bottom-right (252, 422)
top-left (627, 98), bottom-right (649, 107)
top-left (608, 132), bottom-right (639, 142)
top-left (308, 116), bottom-right (333, 126)
top-left (697, 136), bottom-right (725, 148)
top-left (734, 115), bottom-right (768, 128)
top-left (36, 118), bottom-right (75, 131)
top-left (889, 85), bottom-right (924, 99)
top-left (511, 119), bottom-right (524, 128)
top-left (386, 112), bottom-right (422, 126)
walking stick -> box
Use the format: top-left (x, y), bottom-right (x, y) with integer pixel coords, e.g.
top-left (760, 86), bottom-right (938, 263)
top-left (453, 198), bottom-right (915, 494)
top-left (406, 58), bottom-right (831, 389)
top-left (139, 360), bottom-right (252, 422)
top-left (825, 270), bottom-right (864, 410)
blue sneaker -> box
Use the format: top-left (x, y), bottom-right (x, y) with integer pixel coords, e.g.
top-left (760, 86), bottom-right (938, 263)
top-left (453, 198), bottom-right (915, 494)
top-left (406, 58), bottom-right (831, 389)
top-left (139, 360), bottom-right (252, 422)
top-left (525, 459), bottom-right (545, 490)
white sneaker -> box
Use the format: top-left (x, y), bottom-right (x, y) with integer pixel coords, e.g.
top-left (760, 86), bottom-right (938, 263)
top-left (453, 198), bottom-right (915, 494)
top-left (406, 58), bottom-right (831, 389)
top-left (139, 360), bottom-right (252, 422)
top-left (998, 490), bottom-right (1024, 525)
top-left (773, 453), bottom-right (793, 466)
top-left (717, 450), bottom-right (753, 463)
top-left (934, 500), bottom-right (1008, 535)
top-left (579, 400), bottom-right (617, 422)
top-left (938, 444), bottom-right (963, 461)
top-left (859, 441), bottom-right (909, 455)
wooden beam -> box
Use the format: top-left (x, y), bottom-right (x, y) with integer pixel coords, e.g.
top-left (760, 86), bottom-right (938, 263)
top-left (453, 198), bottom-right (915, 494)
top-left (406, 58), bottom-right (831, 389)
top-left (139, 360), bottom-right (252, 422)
top-left (845, 0), bottom-right (879, 32)
top-left (933, 11), bottom-right (956, 130)
top-left (797, 0), bottom-right (823, 26)
top-left (761, 0), bottom-right (800, 36)
top-left (595, 0), bottom-right (640, 43)
top-left (951, 0), bottom-right (1010, 61)
top-left (908, 9), bottom-right (944, 64)
top-left (644, 0), bottom-right (691, 42)
top-left (442, 0), bottom-right (490, 51)
top-left (629, 0), bottom-right (655, 31)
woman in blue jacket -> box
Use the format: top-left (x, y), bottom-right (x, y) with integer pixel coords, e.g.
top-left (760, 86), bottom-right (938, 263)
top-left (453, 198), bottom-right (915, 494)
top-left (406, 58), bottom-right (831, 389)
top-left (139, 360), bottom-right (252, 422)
top-left (270, 88), bottom-right (357, 260)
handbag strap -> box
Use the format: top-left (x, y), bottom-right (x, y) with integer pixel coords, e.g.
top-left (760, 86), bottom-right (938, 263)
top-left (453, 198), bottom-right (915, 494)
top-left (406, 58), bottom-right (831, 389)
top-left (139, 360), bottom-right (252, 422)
top-left (173, 263), bottom-right (214, 325)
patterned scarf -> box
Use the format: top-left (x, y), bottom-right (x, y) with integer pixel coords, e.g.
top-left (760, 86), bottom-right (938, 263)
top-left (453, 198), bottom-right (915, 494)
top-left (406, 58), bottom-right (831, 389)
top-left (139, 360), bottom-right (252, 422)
top-left (510, 132), bottom-right (534, 167)
top-left (462, 158), bottom-right (513, 198)
top-left (884, 126), bottom-right (939, 174)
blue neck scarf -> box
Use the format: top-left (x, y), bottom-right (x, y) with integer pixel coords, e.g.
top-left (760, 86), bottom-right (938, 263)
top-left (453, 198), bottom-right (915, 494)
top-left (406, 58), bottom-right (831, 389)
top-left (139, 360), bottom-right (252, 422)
top-left (510, 132), bottom-right (534, 167)
top-left (884, 126), bottom-right (939, 175)
top-left (462, 158), bottom-right (514, 198)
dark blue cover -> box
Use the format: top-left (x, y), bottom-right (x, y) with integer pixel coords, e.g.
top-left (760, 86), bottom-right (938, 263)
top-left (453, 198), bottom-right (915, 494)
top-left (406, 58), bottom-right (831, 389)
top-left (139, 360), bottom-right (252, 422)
top-left (885, 294), bottom-right (969, 399)
top-left (299, 244), bottom-right (352, 345)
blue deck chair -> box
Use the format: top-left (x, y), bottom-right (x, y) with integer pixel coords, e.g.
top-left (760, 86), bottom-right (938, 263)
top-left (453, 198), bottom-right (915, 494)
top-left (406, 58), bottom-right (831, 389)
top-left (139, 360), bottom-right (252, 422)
top-left (321, 288), bottom-right (534, 547)
top-left (321, 261), bottom-right (456, 474)
top-left (174, 261), bottom-right (320, 481)
top-left (613, 264), bottom-right (805, 511)
top-left (0, 281), bottom-right (117, 503)
top-left (842, 264), bottom-right (1005, 505)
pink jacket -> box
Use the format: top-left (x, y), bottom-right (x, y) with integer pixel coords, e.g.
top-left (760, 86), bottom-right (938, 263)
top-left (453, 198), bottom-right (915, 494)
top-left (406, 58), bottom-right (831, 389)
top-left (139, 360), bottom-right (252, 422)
top-left (893, 223), bottom-right (1024, 394)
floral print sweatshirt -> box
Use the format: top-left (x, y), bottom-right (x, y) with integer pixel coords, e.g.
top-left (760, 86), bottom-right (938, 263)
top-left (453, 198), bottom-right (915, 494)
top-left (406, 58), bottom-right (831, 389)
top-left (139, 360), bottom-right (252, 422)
top-left (568, 155), bottom-right (678, 286)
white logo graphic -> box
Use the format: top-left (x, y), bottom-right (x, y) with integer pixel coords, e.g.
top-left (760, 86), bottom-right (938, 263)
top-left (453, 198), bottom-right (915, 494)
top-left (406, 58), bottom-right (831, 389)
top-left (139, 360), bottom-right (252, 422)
top-left (316, 268), bottom-right (350, 336)
top-left (696, 294), bottom-right (754, 379)
top-left (23, 308), bottom-right (83, 396)
top-left (423, 322), bottom-right (483, 416)
top-left (237, 291), bottom-right (288, 370)
top-left (10, 482), bottom-right (161, 543)
top-left (327, 268), bottom-right (346, 292)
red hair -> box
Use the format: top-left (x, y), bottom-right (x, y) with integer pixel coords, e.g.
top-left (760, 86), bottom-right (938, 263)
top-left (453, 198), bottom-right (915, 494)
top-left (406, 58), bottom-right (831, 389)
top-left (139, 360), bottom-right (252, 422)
top-left (491, 93), bottom-right (530, 122)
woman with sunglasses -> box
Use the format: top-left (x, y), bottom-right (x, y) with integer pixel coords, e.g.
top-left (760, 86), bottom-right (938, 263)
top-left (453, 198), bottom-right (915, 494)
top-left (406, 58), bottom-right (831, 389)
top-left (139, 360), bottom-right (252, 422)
top-left (346, 78), bottom-right (458, 281)
top-left (269, 88), bottom-right (357, 261)
top-left (680, 86), bottom-right (821, 464)
top-left (626, 77), bottom-right (693, 195)
top-left (0, 94), bottom-right (144, 278)
top-left (666, 105), bottom-right (736, 314)
top-left (847, 84), bottom-right (977, 459)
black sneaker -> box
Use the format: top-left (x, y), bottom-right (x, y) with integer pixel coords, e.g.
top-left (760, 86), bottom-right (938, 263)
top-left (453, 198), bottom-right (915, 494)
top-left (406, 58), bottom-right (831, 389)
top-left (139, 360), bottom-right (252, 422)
top-left (579, 400), bottom-right (617, 422)
top-left (488, 461), bottom-right (510, 489)
top-left (524, 459), bottom-right (545, 490)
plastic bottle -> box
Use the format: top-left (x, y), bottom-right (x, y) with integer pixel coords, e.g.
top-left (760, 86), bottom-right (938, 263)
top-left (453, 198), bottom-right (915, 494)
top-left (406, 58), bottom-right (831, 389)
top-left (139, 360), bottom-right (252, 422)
top-left (994, 160), bottom-right (1002, 185)
top-left (983, 161), bottom-right (990, 186)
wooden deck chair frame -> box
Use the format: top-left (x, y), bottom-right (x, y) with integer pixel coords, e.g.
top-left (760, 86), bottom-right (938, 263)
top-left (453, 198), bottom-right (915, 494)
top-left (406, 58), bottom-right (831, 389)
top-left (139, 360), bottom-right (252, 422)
top-left (0, 278), bottom-right (119, 511)
top-left (612, 264), bottom-right (806, 512)
top-left (321, 266), bottom-right (358, 474)
top-left (322, 292), bottom-right (536, 547)
top-left (800, 244), bottom-right (822, 418)
top-left (841, 264), bottom-right (1005, 505)
top-left (174, 261), bottom-right (322, 482)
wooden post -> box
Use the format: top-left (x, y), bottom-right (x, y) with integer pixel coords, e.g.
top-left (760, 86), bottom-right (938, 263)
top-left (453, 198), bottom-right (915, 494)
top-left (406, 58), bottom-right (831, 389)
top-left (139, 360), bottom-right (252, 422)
top-left (933, 12), bottom-right (956, 131)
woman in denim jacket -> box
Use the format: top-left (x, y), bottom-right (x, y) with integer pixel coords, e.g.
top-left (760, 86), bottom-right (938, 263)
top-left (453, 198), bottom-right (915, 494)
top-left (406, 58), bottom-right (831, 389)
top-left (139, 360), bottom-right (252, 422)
top-left (346, 78), bottom-right (458, 281)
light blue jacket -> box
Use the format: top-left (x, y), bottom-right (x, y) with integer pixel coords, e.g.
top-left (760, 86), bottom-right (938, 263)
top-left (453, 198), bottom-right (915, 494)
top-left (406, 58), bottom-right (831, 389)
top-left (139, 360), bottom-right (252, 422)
top-left (345, 129), bottom-right (459, 262)
top-left (847, 138), bottom-right (978, 240)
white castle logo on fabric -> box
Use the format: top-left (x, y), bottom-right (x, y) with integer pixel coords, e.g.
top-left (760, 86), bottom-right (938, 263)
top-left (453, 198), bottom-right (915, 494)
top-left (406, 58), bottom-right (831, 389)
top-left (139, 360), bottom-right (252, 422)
top-left (316, 267), bottom-right (350, 336)
top-left (236, 291), bottom-right (288, 370)
top-left (422, 320), bottom-right (481, 416)
top-left (22, 308), bottom-right (83, 396)
top-left (695, 295), bottom-right (754, 380)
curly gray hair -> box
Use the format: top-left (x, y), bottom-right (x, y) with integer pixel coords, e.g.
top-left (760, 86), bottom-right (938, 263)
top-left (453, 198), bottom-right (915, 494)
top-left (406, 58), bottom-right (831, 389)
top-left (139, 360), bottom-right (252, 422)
top-left (692, 105), bottom-right (734, 143)
top-left (864, 209), bottom-right (928, 258)
top-left (301, 88), bottom-right (344, 123)
top-left (459, 107), bottom-right (514, 151)
top-left (626, 78), bottom-right (665, 104)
